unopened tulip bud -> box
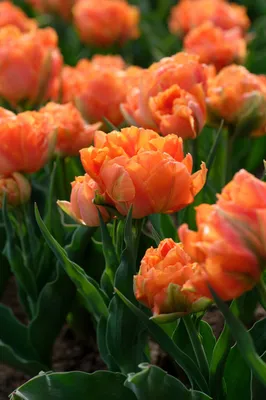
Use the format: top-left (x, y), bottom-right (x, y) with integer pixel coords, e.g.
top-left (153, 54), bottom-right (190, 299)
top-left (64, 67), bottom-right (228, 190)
top-left (0, 173), bottom-right (31, 208)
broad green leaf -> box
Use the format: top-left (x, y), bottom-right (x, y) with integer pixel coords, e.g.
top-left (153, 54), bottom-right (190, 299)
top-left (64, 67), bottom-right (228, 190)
top-left (35, 206), bottom-right (108, 321)
top-left (209, 301), bottom-right (238, 399)
top-left (0, 342), bottom-right (47, 377)
top-left (125, 364), bottom-right (212, 400)
top-left (2, 197), bottom-right (38, 313)
top-left (0, 304), bottom-right (46, 375)
top-left (172, 319), bottom-right (197, 364)
top-left (199, 321), bottom-right (216, 366)
top-left (97, 316), bottom-right (119, 371)
top-left (116, 290), bottom-right (209, 394)
top-left (29, 265), bottom-right (75, 366)
top-left (252, 352), bottom-right (266, 400)
top-left (149, 214), bottom-right (177, 241)
top-left (10, 371), bottom-right (137, 400)
top-left (106, 296), bottom-right (148, 374)
top-left (106, 210), bottom-right (148, 373)
top-left (211, 288), bottom-right (266, 387)
top-left (224, 318), bottom-right (266, 400)
top-left (0, 252), bottom-right (10, 297)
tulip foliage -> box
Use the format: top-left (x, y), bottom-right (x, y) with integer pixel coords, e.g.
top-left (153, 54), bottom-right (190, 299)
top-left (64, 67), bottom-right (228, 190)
top-left (0, 1), bottom-right (266, 400)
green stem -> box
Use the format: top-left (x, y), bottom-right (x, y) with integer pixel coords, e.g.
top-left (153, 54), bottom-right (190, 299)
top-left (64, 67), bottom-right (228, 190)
top-left (183, 315), bottom-right (209, 382)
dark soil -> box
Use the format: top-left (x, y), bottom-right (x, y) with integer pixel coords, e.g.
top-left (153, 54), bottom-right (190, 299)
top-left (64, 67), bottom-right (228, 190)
top-left (1, 277), bottom-right (265, 399)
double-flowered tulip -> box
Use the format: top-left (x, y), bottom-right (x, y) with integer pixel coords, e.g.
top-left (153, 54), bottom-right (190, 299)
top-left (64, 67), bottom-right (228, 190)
top-left (169, 0), bottom-right (250, 37)
top-left (80, 126), bottom-right (207, 219)
top-left (207, 65), bottom-right (266, 136)
top-left (0, 26), bottom-right (62, 107)
top-left (0, 172), bottom-right (31, 208)
top-left (73, 0), bottom-right (140, 47)
top-left (121, 53), bottom-right (208, 139)
top-left (179, 170), bottom-right (266, 300)
top-left (0, 108), bottom-right (54, 175)
top-left (134, 238), bottom-right (212, 318)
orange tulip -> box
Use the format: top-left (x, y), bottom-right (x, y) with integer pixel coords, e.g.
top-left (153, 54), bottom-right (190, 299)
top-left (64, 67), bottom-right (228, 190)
top-left (73, 0), bottom-right (140, 47)
top-left (178, 169), bottom-right (266, 301)
top-left (0, 26), bottom-right (62, 106)
top-left (217, 169), bottom-right (266, 263)
top-left (0, 172), bottom-right (31, 208)
top-left (207, 65), bottom-right (266, 136)
top-left (121, 52), bottom-right (208, 138)
top-left (184, 22), bottom-right (246, 71)
top-left (80, 127), bottom-right (207, 218)
top-left (39, 102), bottom-right (101, 156)
top-left (169, 0), bottom-right (250, 36)
top-left (26, 0), bottom-right (74, 20)
top-left (0, 110), bottom-right (54, 175)
top-left (57, 174), bottom-right (111, 227)
top-left (134, 238), bottom-right (212, 318)
top-left (0, 1), bottom-right (37, 32)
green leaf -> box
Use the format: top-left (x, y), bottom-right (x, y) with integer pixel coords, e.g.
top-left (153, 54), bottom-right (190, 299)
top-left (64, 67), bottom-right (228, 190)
top-left (149, 214), bottom-right (177, 241)
top-left (106, 210), bottom-right (148, 373)
top-left (209, 301), bottom-right (238, 399)
top-left (199, 321), bottom-right (216, 366)
top-left (97, 316), bottom-right (119, 371)
top-left (29, 265), bottom-right (75, 366)
top-left (2, 197), bottom-right (37, 315)
top-left (11, 371), bottom-right (137, 400)
top-left (35, 205), bottom-right (108, 321)
top-left (106, 296), bottom-right (148, 374)
top-left (224, 318), bottom-right (266, 400)
top-left (0, 252), bottom-right (10, 297)
top-left (210, 287), bottom-right (266, 387)
top-left (172, 319), bottom-right (196, 364)
top-left (0, 304), bottom-right (47, 375)
top-left (252, 352), bottom-right (266, 400)
top-left (245, 137), bottom-right (266, 172)
top-left (125, 363), bottom-right (212, 400)
top-left (116, 290), bottom-right (209, 393)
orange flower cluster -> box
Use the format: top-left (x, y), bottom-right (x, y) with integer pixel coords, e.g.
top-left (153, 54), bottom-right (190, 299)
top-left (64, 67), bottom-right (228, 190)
top-left (39, 102), bottom-right (101, 155)
top-left (169, 0), bottom-right (249, 71)
top-left (135, 170), bottom-right (266, 316)
top-left (58, 126), bottom-right (207, 225)
top-left (0, 172), bottom-right (31, 208)
top-left (57, 55), bottom-right (143, 127)
top-left (73, 0), bottom-right (140, 47)
top-left (0, 1), bottom-right (37, 32)
top-left (26, 0), bottom-right (74, 20)
top-left (169, 0), bottom-right (250, 36)
top-left (184, 22), bottom-right (246, 71)
top-left (121, 53), bottom-right (208, 139)
top-left (0, 26), bottom-right (62, 107)
top-left (0, 108), bottom-right (54, 175)
top-left (207, 65), bottom-right (266, 136)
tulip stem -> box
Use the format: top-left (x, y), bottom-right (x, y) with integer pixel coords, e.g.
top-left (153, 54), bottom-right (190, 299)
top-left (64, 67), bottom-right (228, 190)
top-left (257, 278), bottom-right (266, 310)
top-left (183, 315), bottom-right (210, 382)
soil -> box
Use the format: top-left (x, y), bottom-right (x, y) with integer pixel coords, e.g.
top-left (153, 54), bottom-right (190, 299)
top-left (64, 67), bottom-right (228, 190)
top-left (1, 277), bottom-right (265, 399)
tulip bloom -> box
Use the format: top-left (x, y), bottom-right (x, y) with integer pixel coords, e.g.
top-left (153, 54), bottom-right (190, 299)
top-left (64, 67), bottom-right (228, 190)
top-left (169, 0), bottom-right (250, 36)
top-left (0, 26), bottom-right (62, 107)
top-left (39, 102), bottom-right (101, 156)
top-left (57, 174), bottom-right (111, 227)
top-left (134, 238), bottom-right (212, 317)
top-left (0, 172), bottom-right (31, 208)
top-left (73, 0), bottom-right (140, 47)
top-left (184, 22), bottom-right (246, 71)
top-left (80, 127), bottom-right (207, 219)
top-left (0, 111), bottom-right (54, 175)
top-left (178, 170), bottom-right (266, 300)
top-left (56, 56), bottom-right (141, 128)
top-left (0, 1), bottom-right (37, 32)
top-left (26, 0), bottom-right (74, 20)
top-left (121, 52), bottom-right (208, 138)
top-left (207, 65), bottom-right (266, 136)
